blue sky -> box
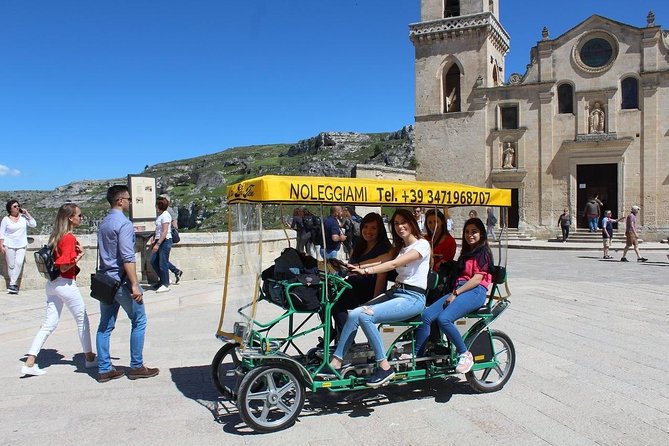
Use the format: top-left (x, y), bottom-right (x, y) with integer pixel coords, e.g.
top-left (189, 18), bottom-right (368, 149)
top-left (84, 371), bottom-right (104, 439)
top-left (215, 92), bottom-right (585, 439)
top-left (1, 0), bottom-right (666, 191)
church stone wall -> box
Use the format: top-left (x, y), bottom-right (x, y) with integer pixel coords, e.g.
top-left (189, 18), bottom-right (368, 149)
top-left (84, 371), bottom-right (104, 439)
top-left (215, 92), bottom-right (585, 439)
top-left (413, 1), bottom-right (669, 239)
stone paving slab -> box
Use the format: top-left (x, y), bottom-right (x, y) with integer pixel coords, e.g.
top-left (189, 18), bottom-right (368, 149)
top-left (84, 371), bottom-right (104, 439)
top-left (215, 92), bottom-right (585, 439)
top-left (1, 249), bottom-right (668, 445)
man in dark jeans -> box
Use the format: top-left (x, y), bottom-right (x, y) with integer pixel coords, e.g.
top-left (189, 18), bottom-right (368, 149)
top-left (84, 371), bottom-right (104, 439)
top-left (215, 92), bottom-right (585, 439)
top-left (95, 185), bottom-right (159, 383)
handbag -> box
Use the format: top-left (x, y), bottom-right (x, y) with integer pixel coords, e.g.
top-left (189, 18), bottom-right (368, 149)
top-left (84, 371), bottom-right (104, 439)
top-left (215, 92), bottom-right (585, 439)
top-left (90, 245), bottom-right (123, 305)
top-left (90, 272), bottom-right (121, 305)
top-left (171, 226), bottom-right (180, 244)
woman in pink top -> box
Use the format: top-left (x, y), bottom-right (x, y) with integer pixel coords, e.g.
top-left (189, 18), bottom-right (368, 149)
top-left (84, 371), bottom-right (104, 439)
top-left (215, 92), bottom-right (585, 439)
top-left (414, 217), bottom-right (493, 374)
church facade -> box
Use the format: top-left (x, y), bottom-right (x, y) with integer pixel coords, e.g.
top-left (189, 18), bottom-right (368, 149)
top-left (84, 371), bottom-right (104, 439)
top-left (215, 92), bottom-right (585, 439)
top-left (410, 0), bottom-right (669, 239)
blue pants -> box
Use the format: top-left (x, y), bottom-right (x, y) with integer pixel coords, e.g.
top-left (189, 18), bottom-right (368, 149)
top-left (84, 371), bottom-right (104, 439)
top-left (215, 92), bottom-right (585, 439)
top-left (320, 248), bottom-right (339, 260)
top-left (150, 239), bottom-right (173, 287)
top-left (588, 216), bottom-right (598, 232)
top-left (333, 288), bottom-right (425, 362)
top-left (415, 284), bottom-right (487, 355)
top-left (96, 283), bottom-right (147, 373)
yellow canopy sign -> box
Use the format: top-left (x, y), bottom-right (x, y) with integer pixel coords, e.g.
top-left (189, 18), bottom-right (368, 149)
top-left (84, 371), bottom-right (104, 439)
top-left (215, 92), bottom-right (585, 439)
top-left (226, 175), bottom-right (511, 207)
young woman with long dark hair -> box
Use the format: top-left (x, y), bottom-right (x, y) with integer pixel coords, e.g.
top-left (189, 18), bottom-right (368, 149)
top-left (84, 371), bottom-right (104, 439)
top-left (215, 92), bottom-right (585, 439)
top-left (414, 217), bottom-right (494, 374)
top-left (330, 212), bottom-right (391, 338)
top-left (329, 208), bottom-right (431, 388)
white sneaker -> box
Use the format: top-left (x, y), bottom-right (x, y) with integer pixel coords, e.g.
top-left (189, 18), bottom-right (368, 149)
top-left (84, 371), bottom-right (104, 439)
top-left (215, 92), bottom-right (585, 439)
top-left (155, 285), bottom-right (171, 293)
top-left (85, 358), bottom-right (98, 369)
top-left (455, 351), bottom-right (474, 374)
top-left (21, 364), bottom-right (46, 376)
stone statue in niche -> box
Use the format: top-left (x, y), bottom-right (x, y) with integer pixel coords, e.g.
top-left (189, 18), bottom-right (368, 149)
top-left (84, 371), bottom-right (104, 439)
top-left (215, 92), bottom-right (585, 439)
top-left (502, 142), bottom-right (515, 169)
top-left (589, 102), bottom-right (605, 134)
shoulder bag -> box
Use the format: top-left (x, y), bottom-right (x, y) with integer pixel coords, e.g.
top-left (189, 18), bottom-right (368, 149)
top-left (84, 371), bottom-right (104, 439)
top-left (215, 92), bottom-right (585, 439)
top-left (90, 244), bottom-right (123, 305)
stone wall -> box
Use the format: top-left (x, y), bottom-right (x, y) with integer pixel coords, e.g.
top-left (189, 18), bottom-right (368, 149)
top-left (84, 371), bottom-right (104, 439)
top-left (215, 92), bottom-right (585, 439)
top-left (0, 231), bottom-right (293, 292)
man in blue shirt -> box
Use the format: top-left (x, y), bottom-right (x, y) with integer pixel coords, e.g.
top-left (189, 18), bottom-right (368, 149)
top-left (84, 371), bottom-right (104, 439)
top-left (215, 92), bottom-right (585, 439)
top-left (321, 206), bottom-right (346, 259)
top-left (95, 185), bottom-right (159, 383)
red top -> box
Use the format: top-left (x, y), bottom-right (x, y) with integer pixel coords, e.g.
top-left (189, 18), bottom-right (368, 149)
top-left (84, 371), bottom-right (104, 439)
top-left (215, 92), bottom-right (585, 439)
top-left (457, 257), bottom-right (492, 289)
top-left (432, 234), bottom-right (457, 271)
top-left (54, 233), bottom-right (79, 279)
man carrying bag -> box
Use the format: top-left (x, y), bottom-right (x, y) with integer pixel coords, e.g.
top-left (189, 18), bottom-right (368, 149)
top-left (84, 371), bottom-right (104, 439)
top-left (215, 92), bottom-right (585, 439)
top-left (94, 185), bottom-right (159, 383)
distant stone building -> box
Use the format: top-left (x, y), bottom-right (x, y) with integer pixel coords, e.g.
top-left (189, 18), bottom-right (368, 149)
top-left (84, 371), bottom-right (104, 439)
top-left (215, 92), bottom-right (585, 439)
top-left (410, 0), bottom-right (669, 239)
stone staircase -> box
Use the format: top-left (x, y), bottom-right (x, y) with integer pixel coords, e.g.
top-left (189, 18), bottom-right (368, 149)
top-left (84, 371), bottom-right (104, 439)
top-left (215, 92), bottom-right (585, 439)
top-left (501, 228), bottom-right (536, 242)
top-left (550, 228), bottom-right (633, 244)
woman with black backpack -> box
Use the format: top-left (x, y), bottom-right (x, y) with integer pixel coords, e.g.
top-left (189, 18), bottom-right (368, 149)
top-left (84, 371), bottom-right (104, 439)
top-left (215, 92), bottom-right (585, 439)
top-left (21, 203), bottom-right (96, 376)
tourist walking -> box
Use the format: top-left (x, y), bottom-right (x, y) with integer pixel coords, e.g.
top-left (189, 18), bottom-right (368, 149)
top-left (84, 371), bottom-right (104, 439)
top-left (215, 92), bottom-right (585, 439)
top-left (160, 194), bottom-right (183, 285)
top-left (485, 207), bottom-right (498, 241)
top-left (96, 185), bottom-right (159, 383)
top-left (620, 205), bottom-right (647, 262)
top-left (557, 208), bottom-right (572, 242)
top-left (0, 200), bottom-right (37, 294)
top-left (21, 203), bottom-right (96, 376)
top-left (150, 196), bottom-right (173, 293)
top-left (583, 197), bottom-right (601, 232)
top-left (601, 210), bottom-right (624, 259)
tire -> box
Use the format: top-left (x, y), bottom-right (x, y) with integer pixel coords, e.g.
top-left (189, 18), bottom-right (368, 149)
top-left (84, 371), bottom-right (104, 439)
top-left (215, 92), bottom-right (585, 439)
top-left (211, 342), bottom-right (242, 400)
top-left (237, 364), bottom-right (305, 433)
top-left (466, 329), bottom-right (515, 393)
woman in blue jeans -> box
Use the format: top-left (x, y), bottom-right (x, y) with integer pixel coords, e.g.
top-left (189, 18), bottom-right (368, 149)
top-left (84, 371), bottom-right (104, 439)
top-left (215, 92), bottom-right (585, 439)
top-left (415, 217), bottom-right (494, 374)
top-left (150, 196), bottom-right (173, 293)
top-left (329, 208), bottom-right (431, 388)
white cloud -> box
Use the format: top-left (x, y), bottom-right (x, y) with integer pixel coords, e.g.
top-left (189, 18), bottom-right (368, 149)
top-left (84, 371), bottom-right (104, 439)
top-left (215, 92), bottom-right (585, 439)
top-left (0, 164), bottom-right (21, 177)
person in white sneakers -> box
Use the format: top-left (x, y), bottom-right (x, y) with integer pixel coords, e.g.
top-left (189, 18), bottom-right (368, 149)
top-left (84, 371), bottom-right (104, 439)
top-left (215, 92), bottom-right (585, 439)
top-left (414, 217), bottom-right (494, 374)
top-left (0, 200), bottom-right (37, 294)
top-left (150, 196), bottom-right (173, 293)
top-left (22, 204), bottom-right (96, 376)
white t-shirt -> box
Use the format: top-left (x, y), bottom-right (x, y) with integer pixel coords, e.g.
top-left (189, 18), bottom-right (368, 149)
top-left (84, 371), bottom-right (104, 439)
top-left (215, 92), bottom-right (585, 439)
top-left (395, 238), bottom-right (431, 289)
top-left (0, 215), bottom-right (37, 248)
top-left (155, 211), bottom-right (172, 240)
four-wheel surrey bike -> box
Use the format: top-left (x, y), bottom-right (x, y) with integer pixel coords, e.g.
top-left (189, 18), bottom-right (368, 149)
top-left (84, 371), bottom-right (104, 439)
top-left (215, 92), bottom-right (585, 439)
top-left (212, 175), bottom-right (515, 433)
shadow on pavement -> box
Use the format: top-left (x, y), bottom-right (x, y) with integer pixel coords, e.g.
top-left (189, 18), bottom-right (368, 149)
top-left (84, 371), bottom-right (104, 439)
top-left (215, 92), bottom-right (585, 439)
top-left (170, 364), bottom-right (476, 435)
top-left (299, 376), bottom-right (474, 420)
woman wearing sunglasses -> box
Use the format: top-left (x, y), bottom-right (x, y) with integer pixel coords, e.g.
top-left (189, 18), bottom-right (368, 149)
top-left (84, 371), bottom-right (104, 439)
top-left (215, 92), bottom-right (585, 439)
top-left (0, 200), bottom-right (37, 294)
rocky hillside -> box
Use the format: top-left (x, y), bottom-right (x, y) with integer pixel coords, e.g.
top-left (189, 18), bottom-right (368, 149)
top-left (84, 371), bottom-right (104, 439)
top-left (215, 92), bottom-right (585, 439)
top-left (0, 126), bottom-right (415, 233)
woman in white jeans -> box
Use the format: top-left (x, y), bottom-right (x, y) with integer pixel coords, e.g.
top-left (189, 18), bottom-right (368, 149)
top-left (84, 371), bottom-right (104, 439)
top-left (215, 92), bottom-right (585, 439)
top-left (0, 200), bottom-right (37, 294)
top-left (22, 203), bottom-right (96, 376)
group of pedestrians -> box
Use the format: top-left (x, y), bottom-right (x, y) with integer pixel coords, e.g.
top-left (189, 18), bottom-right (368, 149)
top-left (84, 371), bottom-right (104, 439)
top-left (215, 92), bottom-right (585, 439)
top-left (557, 204), bottom-right (648, 262)
top-left (4, 186), bottom-right (167, 382)
top-left (289, 205), bottom-right (362, 260)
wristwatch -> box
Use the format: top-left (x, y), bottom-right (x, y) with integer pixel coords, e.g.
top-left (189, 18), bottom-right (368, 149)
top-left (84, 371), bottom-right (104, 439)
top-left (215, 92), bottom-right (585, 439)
top-left (452, 289), bottom-right (459, 297)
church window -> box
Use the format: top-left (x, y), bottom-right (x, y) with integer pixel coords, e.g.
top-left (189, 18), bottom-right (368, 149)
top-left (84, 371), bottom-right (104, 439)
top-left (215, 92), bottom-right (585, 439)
top-left (558, 84), bottom-right (574, 114)
top-left (443, 64), bottom-right (461, 113)
top-left (500, 105), bottom-right (519, 129)
top-left (580, 38), bottom-right (613, 68)
top-left (621, 77), bottom-right (639, 110)
top-left (572, 31), bottom-right (618, 74)
top-left (444, 0), bottom-right (460, 18)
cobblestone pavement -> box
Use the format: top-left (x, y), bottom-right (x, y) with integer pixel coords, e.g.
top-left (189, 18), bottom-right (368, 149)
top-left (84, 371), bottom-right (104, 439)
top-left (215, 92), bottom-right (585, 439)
top-left (1, 249), bottom-right (668, 445)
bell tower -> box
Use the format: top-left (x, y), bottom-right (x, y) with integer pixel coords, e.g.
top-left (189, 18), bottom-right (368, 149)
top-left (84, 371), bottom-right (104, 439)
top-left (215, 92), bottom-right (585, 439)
top-left (410, 0), bottom-right (510, 185)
